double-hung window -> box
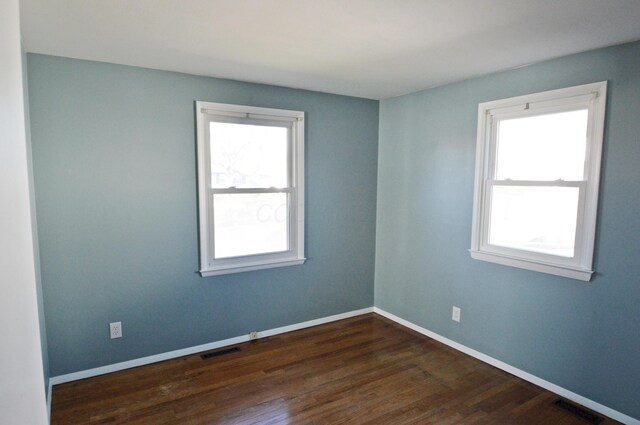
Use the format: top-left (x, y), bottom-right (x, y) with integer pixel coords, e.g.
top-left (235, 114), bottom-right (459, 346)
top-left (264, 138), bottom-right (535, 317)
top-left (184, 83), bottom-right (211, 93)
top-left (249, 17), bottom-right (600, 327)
top-left (196, 101), bottom-right (305, 276)
top-left (470, 82), bottom-right (607, 281)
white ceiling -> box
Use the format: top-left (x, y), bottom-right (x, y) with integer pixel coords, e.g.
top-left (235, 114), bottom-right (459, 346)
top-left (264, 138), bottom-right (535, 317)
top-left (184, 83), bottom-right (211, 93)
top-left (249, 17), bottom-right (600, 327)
top-left (20, 0), bottom-right (640, 100)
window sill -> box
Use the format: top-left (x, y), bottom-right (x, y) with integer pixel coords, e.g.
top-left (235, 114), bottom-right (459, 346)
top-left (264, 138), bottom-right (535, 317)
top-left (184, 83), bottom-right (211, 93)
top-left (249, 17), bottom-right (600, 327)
top-left (199, 258), bottom-right (306, 277)
top-left (469, 250), bottom-right (593, 281)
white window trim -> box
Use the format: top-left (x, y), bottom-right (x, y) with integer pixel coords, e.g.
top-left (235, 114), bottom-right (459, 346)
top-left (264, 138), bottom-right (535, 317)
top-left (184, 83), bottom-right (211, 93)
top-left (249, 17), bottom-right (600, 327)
top-left (196, 101), bottom-right (306, 277)
top-left (470, 82), bottom-right (607, 281)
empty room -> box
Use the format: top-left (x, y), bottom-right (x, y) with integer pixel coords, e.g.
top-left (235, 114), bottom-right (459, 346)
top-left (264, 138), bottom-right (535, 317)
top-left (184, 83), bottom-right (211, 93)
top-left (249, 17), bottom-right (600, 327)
top-left (2, 0), bottom-right (640, 424)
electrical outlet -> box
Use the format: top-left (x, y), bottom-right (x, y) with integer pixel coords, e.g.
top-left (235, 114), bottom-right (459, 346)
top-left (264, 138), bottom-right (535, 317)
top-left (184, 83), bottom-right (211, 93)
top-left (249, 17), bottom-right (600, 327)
top-left (249, 331), bottom-right (258, 341)
top-left (452, 306), bottom-right (461, 323)
top-left (110, 321), bottom-right (122, 339)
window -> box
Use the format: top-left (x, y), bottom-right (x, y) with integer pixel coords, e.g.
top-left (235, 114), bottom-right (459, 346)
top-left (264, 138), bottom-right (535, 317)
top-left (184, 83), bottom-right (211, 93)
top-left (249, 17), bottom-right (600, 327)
top-left (196, 101), bottom-right (305, 276)
top-left (470, 82), bottom-right (607, 281)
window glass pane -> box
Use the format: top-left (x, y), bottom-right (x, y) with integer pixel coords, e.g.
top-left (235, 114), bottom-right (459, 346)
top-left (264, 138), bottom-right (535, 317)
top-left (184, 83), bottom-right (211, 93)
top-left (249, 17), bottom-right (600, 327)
top-left (210, 122), bottom-right (288, 188)
top-left (488, 186), bottom-right (579, 257)
top-left (495, 110), bottom-right (588, 181)
top-left (214, 193), bottom-right (288, 258)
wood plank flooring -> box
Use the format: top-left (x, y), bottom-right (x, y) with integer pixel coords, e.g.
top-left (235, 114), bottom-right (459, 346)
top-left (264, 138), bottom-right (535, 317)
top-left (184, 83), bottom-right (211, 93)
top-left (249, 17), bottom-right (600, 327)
top-left (51, 314), bottom-right (618, 424)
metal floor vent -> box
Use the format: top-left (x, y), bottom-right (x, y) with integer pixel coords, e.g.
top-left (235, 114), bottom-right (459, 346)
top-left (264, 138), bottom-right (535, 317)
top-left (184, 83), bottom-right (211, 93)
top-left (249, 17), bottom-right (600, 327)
top-left (200, 347), bottom-right (241, 360)
top-left (552, 398), bottom-right (604, 424)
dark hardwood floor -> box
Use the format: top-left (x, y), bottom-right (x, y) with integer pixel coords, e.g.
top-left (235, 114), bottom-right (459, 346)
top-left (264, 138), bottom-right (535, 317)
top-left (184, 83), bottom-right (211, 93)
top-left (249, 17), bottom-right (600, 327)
top-left (51, 314), bottom-right (618, 424)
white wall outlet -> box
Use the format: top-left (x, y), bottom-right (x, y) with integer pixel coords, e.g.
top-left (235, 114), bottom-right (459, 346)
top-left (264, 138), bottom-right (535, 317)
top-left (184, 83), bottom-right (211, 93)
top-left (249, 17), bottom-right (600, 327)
top-left (109, 321), bottom-right (122, 339)
top-left (452, 306), bottom-right (461, 323)
top-left (249, 331), bottom-right (258, 341)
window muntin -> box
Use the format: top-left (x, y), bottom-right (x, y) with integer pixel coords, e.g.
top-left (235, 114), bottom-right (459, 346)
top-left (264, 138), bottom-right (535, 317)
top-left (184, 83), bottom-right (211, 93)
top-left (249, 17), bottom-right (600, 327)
top-left (470, 82), bottom-right (607, 281)
top-left (196, 102), bottom-right (305, 276)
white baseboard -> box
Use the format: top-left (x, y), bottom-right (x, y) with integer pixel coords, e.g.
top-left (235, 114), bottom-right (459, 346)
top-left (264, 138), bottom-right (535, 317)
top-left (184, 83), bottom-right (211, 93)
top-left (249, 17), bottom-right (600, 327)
top-left (49, 307), bottom-right (373, 386)
top-left (373, 307), bottom-right (639, 425)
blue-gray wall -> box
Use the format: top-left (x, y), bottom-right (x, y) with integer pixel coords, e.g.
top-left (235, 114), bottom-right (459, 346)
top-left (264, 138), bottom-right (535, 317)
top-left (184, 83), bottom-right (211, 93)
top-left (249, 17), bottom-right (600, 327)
top-left (22, 48), bottom-right (49, 396)
top-left (28, 54), bottom-right (378, 376)
top-left (375, 41), bottom-right (640, 419)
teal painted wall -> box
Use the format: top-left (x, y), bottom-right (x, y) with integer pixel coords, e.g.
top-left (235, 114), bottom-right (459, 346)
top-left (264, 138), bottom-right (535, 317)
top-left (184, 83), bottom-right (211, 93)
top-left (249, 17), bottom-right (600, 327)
top-left (28, 54), bottom-right (379, 376)
top-left (375, 41), bottom-right (640, 419)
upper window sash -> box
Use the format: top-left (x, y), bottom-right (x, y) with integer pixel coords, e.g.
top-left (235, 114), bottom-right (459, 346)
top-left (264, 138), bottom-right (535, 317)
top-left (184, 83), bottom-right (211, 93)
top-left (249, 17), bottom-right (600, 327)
top-left (204, 116), bottom-right (293, 191)
top-left (486, 105), bottom-right (594, 182)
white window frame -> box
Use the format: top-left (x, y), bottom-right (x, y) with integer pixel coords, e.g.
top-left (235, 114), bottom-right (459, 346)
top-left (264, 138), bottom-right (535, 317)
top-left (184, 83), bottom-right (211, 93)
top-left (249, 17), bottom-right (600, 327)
top-left (470, 82), bottom-right (607, 281)
top-left (196, 101), bottom-right (305, 277)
